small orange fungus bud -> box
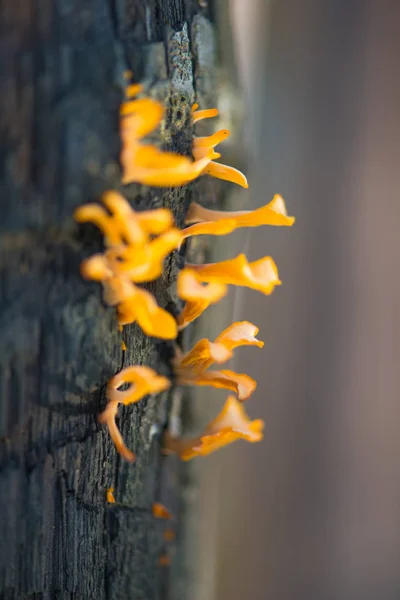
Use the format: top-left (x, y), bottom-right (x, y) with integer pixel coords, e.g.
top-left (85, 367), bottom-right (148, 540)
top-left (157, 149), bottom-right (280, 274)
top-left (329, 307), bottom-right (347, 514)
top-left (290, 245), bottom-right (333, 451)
top-left (181, 195), bottom-right (295, 240)
top-left (125, 83), bottom-right (144, 98)
top-left (164, 396), bottom-right (264, 461)
top-left (163, 529), bottom-right (176, 542)
top-left (152, 503), bottom-right (173, 520)
top-left (176, 268), bottom-right (228, 330)
top-left (121, 340), bottom-right (127, 351)
top-left (98, 366), bottom-right (170, 461)
top-left (106, 487), bottom-right (116, 503)
top-left (186, 254), bottom-right (281, 296)
top-left (158, 554), bottom-right (171, 567)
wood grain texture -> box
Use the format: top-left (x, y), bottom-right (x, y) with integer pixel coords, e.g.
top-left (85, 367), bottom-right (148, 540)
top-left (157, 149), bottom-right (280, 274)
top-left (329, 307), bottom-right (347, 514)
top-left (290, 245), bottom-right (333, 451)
top-left (0, 1), bottom-right (215, 598)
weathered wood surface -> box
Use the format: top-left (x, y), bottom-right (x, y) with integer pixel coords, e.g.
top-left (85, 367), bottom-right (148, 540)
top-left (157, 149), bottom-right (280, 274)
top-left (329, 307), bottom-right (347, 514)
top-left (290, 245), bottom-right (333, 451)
top-left (0, 1), bottom-right (216, 598)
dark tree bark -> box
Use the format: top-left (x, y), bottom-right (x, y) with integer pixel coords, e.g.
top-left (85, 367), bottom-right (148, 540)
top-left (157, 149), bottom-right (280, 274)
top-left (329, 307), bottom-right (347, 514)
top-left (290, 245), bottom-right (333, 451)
top-left (0, 2), bottom-right (217, 598)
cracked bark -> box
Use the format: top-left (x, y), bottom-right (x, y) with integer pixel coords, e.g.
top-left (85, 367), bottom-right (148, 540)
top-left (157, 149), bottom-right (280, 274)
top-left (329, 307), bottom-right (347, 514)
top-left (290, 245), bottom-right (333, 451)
top-left (0, 1), bottom-right (217, 598)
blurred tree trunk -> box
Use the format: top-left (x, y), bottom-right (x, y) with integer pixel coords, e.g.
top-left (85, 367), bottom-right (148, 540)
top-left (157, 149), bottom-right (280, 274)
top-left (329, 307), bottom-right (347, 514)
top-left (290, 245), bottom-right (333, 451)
top-left (0, 1), bottom-right (216, 598)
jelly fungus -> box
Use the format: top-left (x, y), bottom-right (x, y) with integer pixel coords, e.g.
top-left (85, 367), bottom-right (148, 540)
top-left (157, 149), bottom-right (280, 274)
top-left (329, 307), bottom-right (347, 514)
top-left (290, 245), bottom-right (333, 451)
top-left (181, 195), bottom-right (295, 240)
top-left (186, 254), bottom-right (281, 296)
top-left (164, 396), bottom-right (264, 461)
top-left (176, 268), bottom-right (228, 330)
top-left (98, 366), bottom-right (170, 461)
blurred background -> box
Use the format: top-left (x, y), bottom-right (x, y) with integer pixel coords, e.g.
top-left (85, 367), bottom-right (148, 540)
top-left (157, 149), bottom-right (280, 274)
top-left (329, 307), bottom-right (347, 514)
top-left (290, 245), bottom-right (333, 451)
top-left (189, 1), bottom-right (400, 599)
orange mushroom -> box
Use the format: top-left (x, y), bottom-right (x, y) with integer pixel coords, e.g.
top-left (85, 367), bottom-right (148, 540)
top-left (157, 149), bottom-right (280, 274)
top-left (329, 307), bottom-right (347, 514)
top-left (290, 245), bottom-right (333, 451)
top-left (214, 321), bottom-right (265, 351)
top-left (106, 366), bottom-right (170, 406)
top-left (116, 286), bottom-right (178, 340)
top-left (179, 369), bottom-right (257, 402)
top-left (152, 503), bottom-right (173, 520)
top-left (105, 228), bottom-right (181, 283)
top-left (74, 191), bottom-right (147, 247)
top-left (98, 366), bottom-right (170, 462)
top-left (119, 91), bottom-right (213, 187)
top-left (173, 339), bottom-right (233, 375)
top-left (120, 98), bottom-right (164, 139)
top-left (174, 321), bottom-right (263, 375)
top-left (75, 195), bottom-right (180, 340)
top-left (185, 253), bottom-right (281, 296)
top-left (181, 195), bottom-right (295, 240)
top-left (136, 208), bottom-right (174, 234)
top-left (106, 487), bottom-right (116, 503)
top-left (176, 268), bottom-right (228, 330)
top-left (192, 106), bottom-right (248, 188)
top-left (164, 395), bottom-right (264, 461)
top-left (192, 103), bottom-right (219, 124)
top-left (121, 142), bottom-right (212, 187)
top-left (98, 400), bottom-right (136, 462)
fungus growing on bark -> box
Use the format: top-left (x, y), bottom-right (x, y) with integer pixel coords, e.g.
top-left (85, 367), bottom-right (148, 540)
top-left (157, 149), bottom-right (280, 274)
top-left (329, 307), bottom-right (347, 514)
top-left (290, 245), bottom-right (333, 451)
top-left (173, 339), bottom-right (233, 375)
top-left (185, 253), bottom-right (281, 296)
top-left (164, 396), bottom-right (264, 461)
top-left (180, 369), bottom-right (257, 402)
top-left (191, 103), bottom-right (219, 124)
top-left (176, 268), bottom-right (228, 330)
top-left (106, 487), bottom-right (116, 503)
top-left (158, 555), bottom-right (171, 567)
top-left (75, 193), bottom-right (180, 339)
top-left (214, 321), bottom-right (265, 351)
top-left (152, 503), bottom-right (173, 520)
top-left (98, 366), bottom-right (170, 462)
top-left (181, 195), bottom-right (295, 240)
top-left (174, 321), bottom-right (261, 401)
top-left (192, 104), bottom-right (248, 188)
top-left (116, 286), bottom-right (178, 339)
top-left (119, 86), bottom-right (212, 187)
top-left (174, 321), bottom-right (263, 375)
top-left (163, 529), bottom-right (176, 542)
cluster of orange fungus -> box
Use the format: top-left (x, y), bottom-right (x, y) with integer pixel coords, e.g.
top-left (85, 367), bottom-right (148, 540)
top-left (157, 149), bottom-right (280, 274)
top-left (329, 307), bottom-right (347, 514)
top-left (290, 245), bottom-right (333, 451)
top-left (181, 194), bottom-right (295, 241)
top-left (173, 321), bottom-right (262, 401)
top-left (120, 85), bottom-right (212, 187)
top-left (164, 395), bottom-right (264, 461)
top-left (192, 103), bottom-right (248, 188)
top-left (98, 365), bottom-right (170, 462)
top-left (176, 193), bottom-right (295, 326)
top-left (74, 191), bottom-right (180, 339)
